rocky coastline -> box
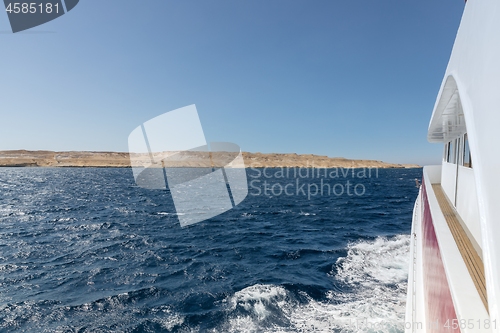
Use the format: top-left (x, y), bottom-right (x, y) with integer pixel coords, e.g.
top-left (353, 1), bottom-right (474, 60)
top-left (0, 150), bottom-right (421, 168)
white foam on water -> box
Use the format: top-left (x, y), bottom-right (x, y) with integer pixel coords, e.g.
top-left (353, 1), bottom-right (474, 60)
top-left (214, 284), bottom-right (290, 333)
top-left (150, 305), bottom-right (185, 330)
top-left (217, 235), bottom-right (410, 333)
top-left (299, 211), bottom-right (316, 216)
top-left (157, 212), bottom-right (185, 216)
top-left (228, 284), bottom-right (289, 321)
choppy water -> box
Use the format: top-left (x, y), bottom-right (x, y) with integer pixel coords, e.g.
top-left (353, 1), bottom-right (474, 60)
top-left (0, 167), bottom-right (421, 332)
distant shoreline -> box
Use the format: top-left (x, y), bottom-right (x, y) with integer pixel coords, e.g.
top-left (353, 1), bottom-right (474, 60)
top-left (0, 150), bottom-right (421, 169)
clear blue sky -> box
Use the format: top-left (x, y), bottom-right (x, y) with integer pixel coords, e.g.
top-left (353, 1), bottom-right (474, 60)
top-left (0, 0), bottom-right (465, 165)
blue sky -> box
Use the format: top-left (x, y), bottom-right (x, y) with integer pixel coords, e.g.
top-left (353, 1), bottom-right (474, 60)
top-left (0, 0), bottom-right (465, 165)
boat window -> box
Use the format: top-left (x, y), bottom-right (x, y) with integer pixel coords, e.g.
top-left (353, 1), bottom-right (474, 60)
top-left (463, 133), bottom-right (472, 168)
top-left (447, 141), bottom-right (455, 163)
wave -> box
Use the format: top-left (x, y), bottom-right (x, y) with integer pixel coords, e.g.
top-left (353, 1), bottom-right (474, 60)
top-left (0, 288), bottom-right (186, 333)
top-left (212, 235), bottom-right (410, 333)
top-left (0, 236), bottom-right (410, 333)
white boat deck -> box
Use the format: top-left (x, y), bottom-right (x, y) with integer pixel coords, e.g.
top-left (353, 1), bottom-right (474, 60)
top-left (432, 184), bottom-right (487, 310)
top-left (406, 165), bottom-right (490, 333)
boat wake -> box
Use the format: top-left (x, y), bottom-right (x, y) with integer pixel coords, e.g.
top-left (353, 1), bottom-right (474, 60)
top-left (214, 235), bottom-right (410, 333)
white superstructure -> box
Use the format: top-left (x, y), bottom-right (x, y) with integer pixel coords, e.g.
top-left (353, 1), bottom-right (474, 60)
top-left (406, 0), bottom-right (500, 331)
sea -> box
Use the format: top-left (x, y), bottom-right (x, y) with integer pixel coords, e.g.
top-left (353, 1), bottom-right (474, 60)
top-left (0, 167), bottom-right (421, 333)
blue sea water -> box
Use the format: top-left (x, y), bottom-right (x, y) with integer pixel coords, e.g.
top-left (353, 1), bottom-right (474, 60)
top-left (0, 167), bottom-right (421, 333)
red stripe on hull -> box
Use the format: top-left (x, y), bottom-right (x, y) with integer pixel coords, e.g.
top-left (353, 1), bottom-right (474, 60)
top-left (421, 180), bottom-right (459, 332)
